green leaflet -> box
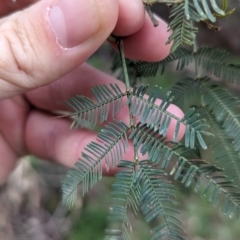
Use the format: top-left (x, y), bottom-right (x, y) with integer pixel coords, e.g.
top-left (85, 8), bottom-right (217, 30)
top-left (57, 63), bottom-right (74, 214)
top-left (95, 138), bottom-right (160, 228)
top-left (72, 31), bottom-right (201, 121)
top-left (128, 85), bottom-right (212, 149)
top-left (130, 123), bottom-right (240, 219)
top-left (105, 160), bottom-right (186, 240)
top-left (200, 77), bottom-right (240, 152)
top-left (203, 107), bottom-right (240, 185)
top-left (126, 47), bottom-right (240, 84)
top-left (105, 161), bottom-right (139, 240)
top-left (61, 120), bottom-right (130, 208)
top-left (194, 47), bottom-right (240, 83)
top-left (202, 0), bottom-right (216, 22)
top-left (136, 161), bottom-right (186, 240)
top-left (171, 77), bottom-right (199, 108)
top-left (186, 0), bottom-right (225, 22)
top-left (166, 0), bottom-right (225, 50)
top-left (127, 47), bottom-right (192, 78)
top-left (63, 84), bottom-right (126, 128)
top-left (167, 2), bottom-right (200, 52)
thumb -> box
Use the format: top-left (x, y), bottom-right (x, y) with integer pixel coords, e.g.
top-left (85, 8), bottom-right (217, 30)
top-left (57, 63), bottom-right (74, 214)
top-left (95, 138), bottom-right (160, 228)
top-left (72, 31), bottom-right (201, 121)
top-left (0, 0), bottom-right (118, 99)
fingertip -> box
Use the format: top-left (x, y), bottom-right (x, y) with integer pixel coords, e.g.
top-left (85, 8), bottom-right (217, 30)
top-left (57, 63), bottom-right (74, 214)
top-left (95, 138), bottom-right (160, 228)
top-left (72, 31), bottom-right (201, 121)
top-left (0, 0), bottom-right (120, 99)
top-left (110, 14), bottom-right (172, 62)
top-left (123, 14), bottom-right (171, 61)
top-left (112, 0), bottom-right (145, 36)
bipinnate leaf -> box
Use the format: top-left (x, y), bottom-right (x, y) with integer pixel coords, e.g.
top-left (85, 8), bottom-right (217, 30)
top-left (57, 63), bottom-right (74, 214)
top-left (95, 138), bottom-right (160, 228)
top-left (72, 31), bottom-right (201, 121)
top-left (128, 85), bottom-right (213, 149)
top-left (167, 2), bottom-right (200, 52)
top-left (64, 84), bottom-right (126, 128)
top-left (130, 123), bottom-right (240, 219)
top-left (105, 161), bottom-right (139, 240)
top-left (127, 47), bottom-right (240, 84)
top-left (200, 77), bottom-right (240, 152)
top-left (194, 48), bottom-right (240, 84)
top-left (60, 0), bottom-right (240, 238)
top-left (136, 161), bottom-right (186, 240)
top-left (204, 108), bottom-right (240, 185)
top-left (62, 120), bottom-right (130, 208)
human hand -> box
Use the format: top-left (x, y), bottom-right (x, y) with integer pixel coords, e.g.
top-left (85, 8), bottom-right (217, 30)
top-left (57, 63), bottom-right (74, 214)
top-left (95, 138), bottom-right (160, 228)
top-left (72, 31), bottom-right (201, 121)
top-left (0, 0), bottom-right (184, 183)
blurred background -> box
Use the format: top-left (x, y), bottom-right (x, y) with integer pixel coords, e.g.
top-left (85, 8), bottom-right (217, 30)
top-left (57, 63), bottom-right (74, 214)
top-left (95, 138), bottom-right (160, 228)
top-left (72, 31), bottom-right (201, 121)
top-left (1, 2), bottom-right (240, 240)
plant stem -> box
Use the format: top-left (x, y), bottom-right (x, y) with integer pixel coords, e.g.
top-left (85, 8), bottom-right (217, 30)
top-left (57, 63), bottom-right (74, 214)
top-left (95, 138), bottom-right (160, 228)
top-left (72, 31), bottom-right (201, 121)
top-left (144, 4), bottom-right (159, 27)
top-left (118, 40), bottom-right (131, 92)
top-left (118, 39), bottom-right (139, 162)
top-left (118, 39), bottom-right (134, 127)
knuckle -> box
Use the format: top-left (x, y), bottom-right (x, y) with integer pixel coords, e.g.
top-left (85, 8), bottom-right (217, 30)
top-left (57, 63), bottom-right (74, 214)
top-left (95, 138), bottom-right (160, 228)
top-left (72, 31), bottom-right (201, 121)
top-left (0, 15), bottom-right (44, 90)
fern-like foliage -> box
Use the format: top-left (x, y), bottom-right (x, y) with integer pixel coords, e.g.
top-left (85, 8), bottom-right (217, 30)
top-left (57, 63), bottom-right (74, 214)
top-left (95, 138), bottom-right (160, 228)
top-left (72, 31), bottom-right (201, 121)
top-left (165, 0), bottom-right (226, 51)
top-left (64, 84), bottom-right (126, 128)
top-left (105, 159), bottom-right (186, 240)
top-left (167, 2), bottom-right (200, 52)
top-left (60, 1), bottom-right (240, 238)
top-left (194, 47), bottom-right (240, 83)
top-left (130, 123), bottom-right (240, 218)
top-left (170, 77), bottom-right (199, 107)
top-left (126, 47), bottom-right (240, 84)
top-left (105, 161), bottom-right (139, 240)
top-left (203, 108), bottom-right (240, 185)
top-left (129, 85), bottom-right (213, 149)
top-left (136, 161), bottom-right (186, 240)
top-left (127, 48), bottom-right (192, 78)
top-left (200, 77), bottom-right (240, 152)
top-left (62, 119), bottom-right (129, 207)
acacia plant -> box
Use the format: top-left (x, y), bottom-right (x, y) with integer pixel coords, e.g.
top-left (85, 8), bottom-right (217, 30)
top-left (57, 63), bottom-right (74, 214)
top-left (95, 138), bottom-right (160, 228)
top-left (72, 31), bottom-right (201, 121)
top-left (61, 0), bottom-right (240, 239)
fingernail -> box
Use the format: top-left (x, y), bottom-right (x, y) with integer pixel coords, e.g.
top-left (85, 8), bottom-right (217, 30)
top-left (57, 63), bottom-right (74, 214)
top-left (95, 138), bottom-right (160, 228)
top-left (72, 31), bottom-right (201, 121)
top-left (49, 0), bottom-right (99, 48)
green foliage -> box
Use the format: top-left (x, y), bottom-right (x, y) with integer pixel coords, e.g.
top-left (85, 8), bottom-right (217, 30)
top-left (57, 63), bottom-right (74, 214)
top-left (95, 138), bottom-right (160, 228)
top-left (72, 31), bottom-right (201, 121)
top-left (128, 85), bottom-right (213, 149)
top-left (200, 77), bottom-right (240, 151)
top-left (125, 47), bottom-right (240, 84)
top-left (130, 123), bottom-right (240, 216)
top-left (144, 0), bottom-right (228, 52)
top-left (167, 2), bottom-right (200, 52)
top-left (136, 161), bottom-right (186, 240)
top-left (170, 77), bottom-right (198, 107)
top-left (62, 120), bottom-right (129, 207)
top-left (105, 161), bottom-right (139, 240)
top-left (204, 108), bottom-right (240, 185)
top-left (60, 1), bottom-right (240, 239)
top-left (64, 84), bottom-right (126, 128)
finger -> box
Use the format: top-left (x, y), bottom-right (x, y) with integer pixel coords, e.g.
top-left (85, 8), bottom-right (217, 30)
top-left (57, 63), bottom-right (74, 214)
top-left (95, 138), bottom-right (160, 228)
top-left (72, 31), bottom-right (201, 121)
top-left (25, 111), bottom-right (135, 175)
top-left (1, 0), bottom-right (145, 35)
top-left (112, 0), bottom-right (145, 36)
top-left (26, 64), bottom-right (126, 111)
top-left (0, 0), bottom-right (119, 99)
top-left (0, 132), bottom-right (18, 184)
top-left (26, 63), bottom-right (131, 125)
top-left (110, 14), bottom-right (172, 61)
top-left (26, 64), bottom-right (185, 140)
top-left (0, 96), bottom-right (30, 155)
top-left (0, 0), bottom-right (37, 16)
top-left (0, 0), bottom-right (146, 37)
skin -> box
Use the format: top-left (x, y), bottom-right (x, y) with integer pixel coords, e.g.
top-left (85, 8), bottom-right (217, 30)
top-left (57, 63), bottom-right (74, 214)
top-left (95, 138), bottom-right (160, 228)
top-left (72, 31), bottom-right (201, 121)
top-left (0, 0), bottom-right (185, 184)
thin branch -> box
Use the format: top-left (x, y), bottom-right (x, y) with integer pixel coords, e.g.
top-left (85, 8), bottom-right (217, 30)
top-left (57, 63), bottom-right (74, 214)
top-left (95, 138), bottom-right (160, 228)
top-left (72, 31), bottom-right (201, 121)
top-left (118, 40), bottom-right (131, 91)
